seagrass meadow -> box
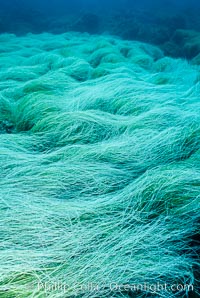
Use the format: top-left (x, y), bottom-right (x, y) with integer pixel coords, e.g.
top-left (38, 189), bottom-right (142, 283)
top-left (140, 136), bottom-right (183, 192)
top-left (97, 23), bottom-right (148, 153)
top-left (0, 32), bottom-right (200, 297)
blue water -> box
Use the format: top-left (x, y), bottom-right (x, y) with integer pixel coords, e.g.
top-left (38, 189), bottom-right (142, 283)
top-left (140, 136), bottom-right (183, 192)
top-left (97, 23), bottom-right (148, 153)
top-left (0, 1), bottom-right (199, 58)
top-left (0, 1), bottom-right (200, 297)
top-left (0, 0), bottom-right (199, 32)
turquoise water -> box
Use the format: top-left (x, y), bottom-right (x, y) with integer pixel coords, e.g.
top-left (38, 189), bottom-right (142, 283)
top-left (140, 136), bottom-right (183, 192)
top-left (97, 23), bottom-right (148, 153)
top-left (0, 2), bottom-right (200, 298)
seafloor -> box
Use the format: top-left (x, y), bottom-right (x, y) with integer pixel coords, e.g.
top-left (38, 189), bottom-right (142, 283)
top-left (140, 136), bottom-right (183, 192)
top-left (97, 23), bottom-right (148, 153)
top-left (0, 32), bottom-right (200, 297)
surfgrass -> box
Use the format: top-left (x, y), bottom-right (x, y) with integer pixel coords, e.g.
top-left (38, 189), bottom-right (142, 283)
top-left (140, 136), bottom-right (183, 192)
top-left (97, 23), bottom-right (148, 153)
top-left (0, 32), bottom-right (199, 297)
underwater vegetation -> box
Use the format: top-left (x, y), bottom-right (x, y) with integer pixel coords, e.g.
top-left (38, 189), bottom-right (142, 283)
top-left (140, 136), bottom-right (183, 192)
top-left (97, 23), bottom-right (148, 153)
top-left (0, 31), bottom-right (200, 297)
top-left (1, 0), bottom-right (200, 62)
top-left (163, 29), bottom-right (200, 61)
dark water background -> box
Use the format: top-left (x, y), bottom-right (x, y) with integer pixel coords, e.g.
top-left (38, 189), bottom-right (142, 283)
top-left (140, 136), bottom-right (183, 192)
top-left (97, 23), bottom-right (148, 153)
top-left (0, 0), bottom-right (200, 58)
